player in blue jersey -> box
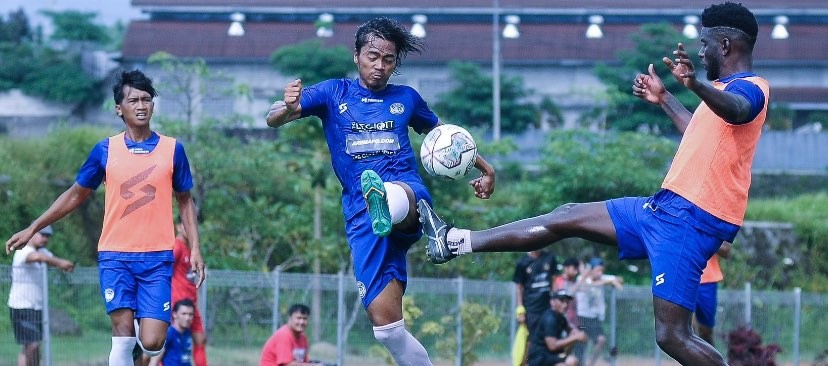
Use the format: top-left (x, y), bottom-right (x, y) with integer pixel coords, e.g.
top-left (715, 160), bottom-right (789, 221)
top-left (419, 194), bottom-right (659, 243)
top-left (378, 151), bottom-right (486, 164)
top-left (266, 17), bottom-right (495, 365)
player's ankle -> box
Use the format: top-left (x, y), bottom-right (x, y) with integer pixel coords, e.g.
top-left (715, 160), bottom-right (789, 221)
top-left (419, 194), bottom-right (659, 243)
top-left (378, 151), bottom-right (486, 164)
top-left (447, 228), bottom-right (472, 255)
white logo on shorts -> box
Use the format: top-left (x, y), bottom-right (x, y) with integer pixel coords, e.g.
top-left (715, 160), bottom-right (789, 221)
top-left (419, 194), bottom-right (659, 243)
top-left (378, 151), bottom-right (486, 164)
top-left (104, 288), bottom-right (115, 302)
top-left (163, 301), bottom-right (171, 312)
top-left (655, 273), bottom-right (666, 286)
top-left (356, 281), bottom-right (366, 299)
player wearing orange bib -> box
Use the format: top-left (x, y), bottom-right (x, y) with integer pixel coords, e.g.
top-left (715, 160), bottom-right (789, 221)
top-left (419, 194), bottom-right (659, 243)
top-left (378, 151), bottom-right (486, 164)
top-left (418, 3), bottom-right (767, 365)
top-left (5, 70), bottom-right (205, 366)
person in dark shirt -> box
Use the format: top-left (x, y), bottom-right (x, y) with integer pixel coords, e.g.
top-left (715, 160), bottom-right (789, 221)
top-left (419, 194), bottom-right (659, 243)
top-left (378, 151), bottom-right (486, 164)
top-left (527, 290), bottom-right (587, 366)
top-left (513, 250), bottom-right (558, 335)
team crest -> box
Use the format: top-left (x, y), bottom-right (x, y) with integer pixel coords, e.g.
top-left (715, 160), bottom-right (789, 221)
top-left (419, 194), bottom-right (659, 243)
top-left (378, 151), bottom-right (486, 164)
top-left (105, 288), bottom-right (115, 302)
top-left (389, 103), bottom-right (404, 115)
top-left (357, 281), bottom-right (367, 299)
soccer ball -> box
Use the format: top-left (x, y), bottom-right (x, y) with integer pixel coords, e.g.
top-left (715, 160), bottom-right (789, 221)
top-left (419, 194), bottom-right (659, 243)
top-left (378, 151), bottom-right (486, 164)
top-left (420, 124), bottom-right (478, 180)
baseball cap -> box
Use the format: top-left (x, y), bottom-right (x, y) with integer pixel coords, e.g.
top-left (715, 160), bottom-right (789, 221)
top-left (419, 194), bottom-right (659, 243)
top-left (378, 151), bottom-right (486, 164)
top-left (551, 289), bottom-right (573, 301)
top-left (39, 225), bottom-right (53, 236)
top-left (589, 257), bottom-right (604, 268)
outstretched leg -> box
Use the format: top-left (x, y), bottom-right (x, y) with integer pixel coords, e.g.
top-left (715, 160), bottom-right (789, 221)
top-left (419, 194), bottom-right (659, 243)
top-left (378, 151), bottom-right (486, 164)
top-left (419, 200), bottom-right (617, 264)
top-left (653, 297), bottom-right (727, 366)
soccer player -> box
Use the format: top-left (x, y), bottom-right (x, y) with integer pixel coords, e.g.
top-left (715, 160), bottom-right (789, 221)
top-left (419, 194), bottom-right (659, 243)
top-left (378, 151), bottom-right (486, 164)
top-left (695, 241), bottom-right (732, 346)
top-left (265, 17), bottom-right (495, 365)
top-left (172, 222), bottom-right (208, 365)
top-left (149, 299), bottom-right (196, 366)
top-left (417, 3), bottom-right (767, 365)
top-left (5, 69), bottom-right (205, 366)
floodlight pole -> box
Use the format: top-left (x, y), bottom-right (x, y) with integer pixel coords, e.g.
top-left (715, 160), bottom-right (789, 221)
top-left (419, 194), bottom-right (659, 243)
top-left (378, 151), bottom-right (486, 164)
top-left (492, 0), bottom-right (502, 141)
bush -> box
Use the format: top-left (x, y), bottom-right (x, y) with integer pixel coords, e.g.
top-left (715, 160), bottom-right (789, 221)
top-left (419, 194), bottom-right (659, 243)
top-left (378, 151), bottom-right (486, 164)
top-left (727, 326), bottom-right (782, 366)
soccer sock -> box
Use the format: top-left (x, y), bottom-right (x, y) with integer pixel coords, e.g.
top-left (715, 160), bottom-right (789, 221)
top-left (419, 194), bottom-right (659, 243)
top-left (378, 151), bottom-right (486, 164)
top-left (373, 319), bottom-right (433, 366)
top-left (193, 343), bottom-right (208, 366)
top-left (109, 336), bottom-right (137, 366)
top-left (383, 182), bottom-right (409, 224)
top-left (447, 228), bottom-right (472, 255)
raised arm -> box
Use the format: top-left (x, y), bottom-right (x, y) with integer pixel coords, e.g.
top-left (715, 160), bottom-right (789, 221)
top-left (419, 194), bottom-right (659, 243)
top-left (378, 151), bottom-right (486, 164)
top-left (633, 63), bottom-right (693, 134)
top-left (266, 79), bottom-right (304, 128)
top-left (6, 183), bottom-right (93, 254)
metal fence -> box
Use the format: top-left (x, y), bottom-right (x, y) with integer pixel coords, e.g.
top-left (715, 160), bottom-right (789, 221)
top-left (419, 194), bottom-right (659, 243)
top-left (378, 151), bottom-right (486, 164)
top-left (1, 265), bottom-right (826, 366)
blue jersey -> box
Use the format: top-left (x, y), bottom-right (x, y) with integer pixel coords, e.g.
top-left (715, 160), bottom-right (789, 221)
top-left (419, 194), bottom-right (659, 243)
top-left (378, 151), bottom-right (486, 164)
top-left (76, 131), bottom-right (193, 262)
top-left (162, 326), bottom-right (192, 366)
top-left (300, 78), bottom-right (439, 220)
top-left (719, 72), bottom-right (765, 123)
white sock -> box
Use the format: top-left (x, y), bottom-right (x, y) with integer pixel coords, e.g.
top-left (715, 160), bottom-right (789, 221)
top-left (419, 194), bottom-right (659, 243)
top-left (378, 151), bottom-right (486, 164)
top-left (447, 228), bottom-right (472, 255)
top-left (109, 336), bottom-right (137, 366)
top-left (373, 319), bottom-right (433, 366)
top-left (383, 182), bottom-right (409, 224)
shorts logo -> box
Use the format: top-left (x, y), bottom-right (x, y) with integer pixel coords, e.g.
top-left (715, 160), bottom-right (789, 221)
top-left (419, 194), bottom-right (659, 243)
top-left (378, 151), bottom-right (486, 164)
top-left (655, 273), bottom-right (666, 286)
top-left (389, 103), bottom-right (404, 115)
top-left (120, 165), bottom-right (158, 218)
top-left (356, 281), bottom-right (366, 299)
top-left (104, 288), bottom-right (115, 302)
top-left (163, 302), bottom-right (171, 312)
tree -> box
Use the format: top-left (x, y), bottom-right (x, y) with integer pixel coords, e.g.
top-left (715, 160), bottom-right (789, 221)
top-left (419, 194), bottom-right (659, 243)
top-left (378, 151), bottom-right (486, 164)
top-left (593, 23), bottom-right (700, 135)
top-left (270, 39), bottom-right (353, 86)
top-left (0, 8), bottom-right (32, 44)
top-left (433, 61), bottom-right (541, 133)
top-left (40, 10), bottom-right (108, 45)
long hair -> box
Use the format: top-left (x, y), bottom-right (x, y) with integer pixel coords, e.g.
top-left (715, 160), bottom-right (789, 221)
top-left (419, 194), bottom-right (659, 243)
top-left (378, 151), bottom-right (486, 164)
top-left (354, 17), bottom-right (425, 70)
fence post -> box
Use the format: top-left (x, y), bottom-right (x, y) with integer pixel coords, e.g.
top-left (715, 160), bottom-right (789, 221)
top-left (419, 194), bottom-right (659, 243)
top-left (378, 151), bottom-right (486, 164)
top-left (510, 282), bottom-right (517, 361)
top-left (456, 276), bottom-right (464, 366)
top-left (337, 271), bottom-right (345, 366)
top-left (609, 286), bottom-right (617, 366)
top-left (744, 282), bottom-right (752, 326)
top-left (41, 266), bottom-right (51, 366)
top-left (793, 287), bottom-right (801, 366)
top-left (198, 271), bottom-right (207, 332)
top-left (271, 265), bottom-right (282, 333)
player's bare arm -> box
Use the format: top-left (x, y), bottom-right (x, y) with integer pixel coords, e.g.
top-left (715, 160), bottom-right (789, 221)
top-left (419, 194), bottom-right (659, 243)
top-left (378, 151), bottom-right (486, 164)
top-left (470, 154), bottom-right (495, 199)
top-left (176, 190), bottom-right (206, 288)
top-left (266, 79), bottom-right (304, 128)
top-left (633, 63), bottom-right (693, 133)
top-left (5, 183), bottom-right (93, 254)
top-left (666, 42), bottom-right (754, 123)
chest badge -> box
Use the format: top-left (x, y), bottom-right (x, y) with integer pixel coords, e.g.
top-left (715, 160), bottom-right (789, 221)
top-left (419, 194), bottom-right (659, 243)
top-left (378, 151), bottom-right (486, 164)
top-left (390, 103), bottom-right (404, 115)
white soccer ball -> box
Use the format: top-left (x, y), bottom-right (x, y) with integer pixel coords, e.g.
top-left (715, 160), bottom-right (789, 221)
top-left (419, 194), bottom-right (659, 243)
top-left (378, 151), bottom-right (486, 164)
top-left (420, 124), bottom-right (478, 180)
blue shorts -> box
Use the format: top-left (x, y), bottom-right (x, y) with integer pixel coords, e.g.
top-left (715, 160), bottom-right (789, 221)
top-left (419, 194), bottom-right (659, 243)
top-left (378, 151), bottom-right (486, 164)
top-left (98, 259), bottom-right (173, 322)
top-left (695, 282), bottom-right (719, 327)
top-left (606, 189), bottom-right (739, 311)
top-left (347, 180), bottom-right (431, 308)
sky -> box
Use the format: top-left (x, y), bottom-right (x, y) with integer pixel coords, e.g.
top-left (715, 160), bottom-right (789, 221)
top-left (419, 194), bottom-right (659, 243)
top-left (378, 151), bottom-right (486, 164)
top-left (1, 0), bottom-right (144, 34)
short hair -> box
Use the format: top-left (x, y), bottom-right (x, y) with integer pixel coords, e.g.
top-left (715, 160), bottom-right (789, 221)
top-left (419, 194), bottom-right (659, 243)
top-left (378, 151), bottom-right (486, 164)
top-left (354, 17), bottom-right (424, 70)
top-left (701, 2), bottom-right (758, 46)
top-left (112, 69), bottom-right (157, 104)
top-left (563, 257), bottom-right (580, 268)
top-left (287, 303), bottom-right (310, 317)
top-left (173, 298), bottom-right (195, 312)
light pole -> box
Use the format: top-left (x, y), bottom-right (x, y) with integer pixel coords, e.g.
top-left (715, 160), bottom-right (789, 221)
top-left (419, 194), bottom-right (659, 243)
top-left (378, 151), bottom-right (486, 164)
top-left (492, 0), bottom-right (502, 141)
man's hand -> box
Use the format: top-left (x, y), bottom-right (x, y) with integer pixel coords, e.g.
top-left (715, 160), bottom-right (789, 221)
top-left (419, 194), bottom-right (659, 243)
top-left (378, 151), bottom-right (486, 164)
top-left (572, 328), bottom-right (588, 342)
top-left (190, 246), bottom-right (206, 288)
top-left (469, 173), bottom-right (495, 199)
top-left (56, 259), bottom-right (75, 272)
top-left (663, 42), bottom-right (699, 90)
top-left (284, 79), bottom-right (303, 111)
top-left (632, 63), bottom-right (667, 105)
top-left (5, 228), bottom-right (35, 254)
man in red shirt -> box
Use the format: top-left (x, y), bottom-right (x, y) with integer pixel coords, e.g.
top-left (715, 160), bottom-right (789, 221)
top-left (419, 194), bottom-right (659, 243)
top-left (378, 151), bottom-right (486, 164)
top-left (172, 222), bottom-right (208, 366)
top-left (260, 304), bottom-right (323, 366)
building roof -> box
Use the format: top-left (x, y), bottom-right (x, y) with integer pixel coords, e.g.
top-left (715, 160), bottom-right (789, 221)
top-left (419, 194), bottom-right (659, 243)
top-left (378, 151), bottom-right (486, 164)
top-left (122, 21), bottom-right (827, 65)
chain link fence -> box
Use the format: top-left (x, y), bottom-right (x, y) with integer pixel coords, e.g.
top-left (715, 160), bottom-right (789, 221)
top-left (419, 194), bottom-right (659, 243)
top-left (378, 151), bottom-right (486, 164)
top-left (1, 265), bottom-right (826, 366)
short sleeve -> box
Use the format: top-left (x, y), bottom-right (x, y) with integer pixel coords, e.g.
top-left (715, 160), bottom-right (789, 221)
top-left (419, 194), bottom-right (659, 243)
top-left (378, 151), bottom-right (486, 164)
top-left (76, 139), bottom-right (108, 190)
top-left (299, 80), bottom-right (337, 120)
top-left (173, 141), bottom-right (194, 192)
top-left (408, 88), bottom-right (439, 134)
top-left (724, 79), bottom-right (765, 124)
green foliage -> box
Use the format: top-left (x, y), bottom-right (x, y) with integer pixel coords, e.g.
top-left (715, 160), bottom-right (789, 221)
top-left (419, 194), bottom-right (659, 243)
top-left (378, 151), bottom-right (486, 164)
top-left (0, 10), bottom-right (106, 105)
top-left (40, 10), bottom-right (108, 44)
top-left (433, 61), bottom-right (540, 133)
top-left (765, 102), bottom-right (794, 131)
top-left (421, 302), bottom-right (501, 365)
top-left (739, 193), bottom-right (828, 291)
top-left (594, 23), bottom-right (700, 135)
top-left (270, 40), bottom-right (353, 85)
top-left (0, 8), bottom-right (32, 44)
top-left (538, 129), bottom-right (676, 203)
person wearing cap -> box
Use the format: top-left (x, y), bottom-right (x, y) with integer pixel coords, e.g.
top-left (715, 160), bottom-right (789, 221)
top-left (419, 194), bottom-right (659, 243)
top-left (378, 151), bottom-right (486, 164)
top-left (526, 290), bottom-right (587, 366)
top-left (553, 257), bottom-right (586, 328)
top-left (574, 258), bottom-right (623, 366)
top-left (7, 225), bottom-right (74, 366)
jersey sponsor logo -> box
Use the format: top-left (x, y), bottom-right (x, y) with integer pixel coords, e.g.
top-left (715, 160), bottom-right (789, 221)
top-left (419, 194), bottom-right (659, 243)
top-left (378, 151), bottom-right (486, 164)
top-left (655, 273), bottom-right (666, 286)
top-left (120, 165), bottom-right (157, 218)
top-left (351, 120), bottom-right (395, 132)
top-left (339, 103), bottom-right (348, 114)
top-left (361, 97), bottom-right (383, 103)
top-left (346, 131), bottom-right (401, 158)
top-left (389, 102), bottom-right (404, 115)
top-left (356, 281), bottom-right (366, 299)
top-left (105, 288), bottom-right (115, 302)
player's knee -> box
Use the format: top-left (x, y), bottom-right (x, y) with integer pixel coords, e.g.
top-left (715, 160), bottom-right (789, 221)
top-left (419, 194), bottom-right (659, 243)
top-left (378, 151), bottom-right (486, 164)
top-left (138, 340), bottom-right (164, 357)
